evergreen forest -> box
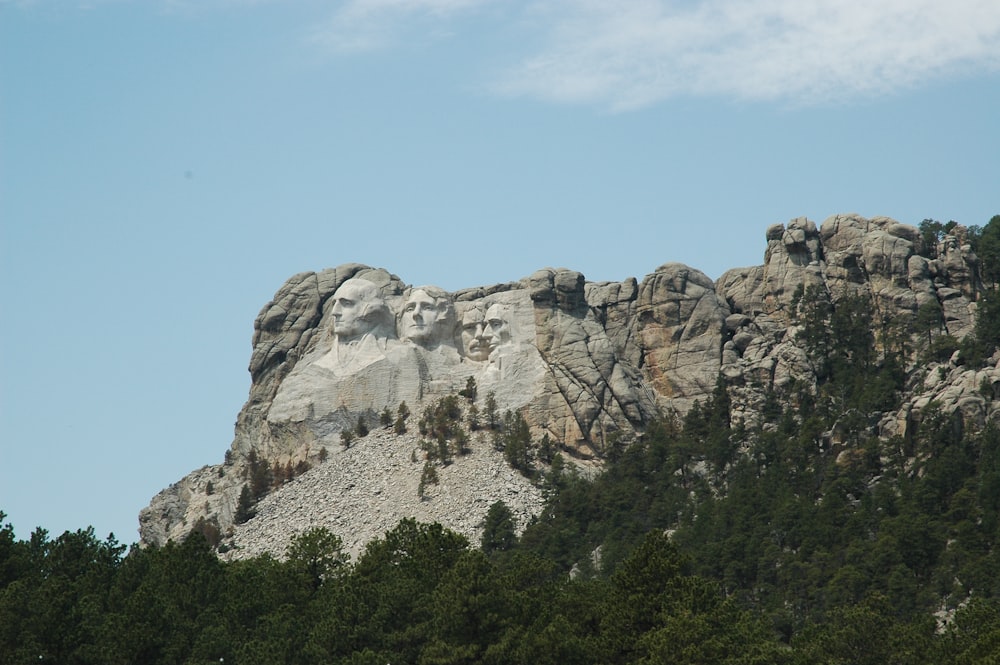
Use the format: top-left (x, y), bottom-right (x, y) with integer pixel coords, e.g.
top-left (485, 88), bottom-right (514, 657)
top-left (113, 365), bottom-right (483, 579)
top-left (3, 216), bottom-right (1000, 664)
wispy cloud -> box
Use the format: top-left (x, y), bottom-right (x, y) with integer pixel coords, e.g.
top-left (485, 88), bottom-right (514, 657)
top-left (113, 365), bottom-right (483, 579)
top-left (308, 0), bottom-right (1000, 108)
top-left (493, 0), bottom-right (1000, 109)
top-left (8, 0), bottom-right (999, 108)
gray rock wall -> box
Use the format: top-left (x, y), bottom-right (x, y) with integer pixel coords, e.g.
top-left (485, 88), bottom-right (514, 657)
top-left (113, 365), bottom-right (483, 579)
top-left (140, 213), bottom-right (990, 553)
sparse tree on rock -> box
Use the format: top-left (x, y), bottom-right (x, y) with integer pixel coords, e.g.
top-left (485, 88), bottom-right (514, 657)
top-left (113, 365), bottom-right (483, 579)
top-left (235, 484), bottom-right (255, 524)
top-left (484, 392), bottom-right (499, 430)
top-left (467, 403), bottom-right (480, 431)
top-left (418, 462), bottom-right (439, 499)
top-left (503, 410), bottom-right (533, 475)
top-left (454, 427), bottom-right (470, 456)
top-left (537, 433), bottom-right (555, 464)
top-left (395, 414), bottom-right (408, 435)
top-left (459, 376), bottom-right (477, 402)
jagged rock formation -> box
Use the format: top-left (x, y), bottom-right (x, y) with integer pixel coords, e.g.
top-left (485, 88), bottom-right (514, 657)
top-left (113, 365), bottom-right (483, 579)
top-left (140, 213), bottom-right (996, 558)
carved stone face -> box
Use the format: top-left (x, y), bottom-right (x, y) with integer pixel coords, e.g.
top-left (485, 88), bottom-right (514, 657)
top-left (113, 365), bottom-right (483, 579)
top-left (331, 279), bottom-right (383, 342)
top-left (400, 289), bottom-right (446, 346)
top-left (460, 309), bottom-right (491, 361)
top-left (484, 303), bottom-right (510, 348)
top-left (461, 305), bottom-right (508, 361)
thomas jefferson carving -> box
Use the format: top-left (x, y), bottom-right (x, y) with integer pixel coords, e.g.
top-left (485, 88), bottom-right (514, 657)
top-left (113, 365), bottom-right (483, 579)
top-left (399, 287), bottom-right (455, 350)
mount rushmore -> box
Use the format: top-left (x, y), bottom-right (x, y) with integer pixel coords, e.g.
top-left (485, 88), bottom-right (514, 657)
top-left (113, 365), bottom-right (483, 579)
top-left (139, 213), bottom-right (996, 555)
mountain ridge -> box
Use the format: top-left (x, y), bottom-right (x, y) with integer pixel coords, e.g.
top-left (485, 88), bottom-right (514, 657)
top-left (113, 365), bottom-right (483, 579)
top-left (139, 213), bottom-right (999, 559)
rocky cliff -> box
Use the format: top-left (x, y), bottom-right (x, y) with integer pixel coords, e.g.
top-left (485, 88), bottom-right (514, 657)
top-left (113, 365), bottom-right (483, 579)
top-left (139, 213), bottom-right (999, 557)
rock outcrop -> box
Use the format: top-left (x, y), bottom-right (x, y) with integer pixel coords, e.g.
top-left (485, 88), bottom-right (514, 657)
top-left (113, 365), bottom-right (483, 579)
top-left (140, 213), bottom-right (993, 559)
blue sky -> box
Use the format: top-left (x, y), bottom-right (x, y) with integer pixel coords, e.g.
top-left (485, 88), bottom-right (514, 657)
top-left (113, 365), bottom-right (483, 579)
top-left (2, 0), bottom-right (998, 543)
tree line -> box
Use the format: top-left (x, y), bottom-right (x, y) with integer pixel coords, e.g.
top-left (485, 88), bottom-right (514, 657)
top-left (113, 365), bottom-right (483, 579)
top-left (3, 214), bottom-right (998, 663)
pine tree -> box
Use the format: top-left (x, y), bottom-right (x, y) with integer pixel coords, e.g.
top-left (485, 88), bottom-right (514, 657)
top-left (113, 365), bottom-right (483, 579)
top-left (915, 300), bottom-right (945, 348)
top-left (248, 451), bottom-right (272, 500)
top-left (467, 403), bottom-right (480, 431)
top-left (484, 392), bottom-right (499, 430)
top-left (418, 462), bottom-right (439, 498)
top-left (286, 527), bottom-right (349, 590)
top-left (438, 437), bottom-right (452, 466)
top-left (459, 376), bottom-right (477, 401)
top-left (504, 410), bottom-right (533, 475)
top-left (419, 405), bottom-right (432, 436)
top-left (234, 484), bottom-right (255, 524)
top-left (481, 501), bottom-right (516, 554)
top-left (454, 427), bottom-right (471, 456)
top-left (538, 433), bottom-right (555, 464)
top-left (978, 214), bottom-right (1000, 286)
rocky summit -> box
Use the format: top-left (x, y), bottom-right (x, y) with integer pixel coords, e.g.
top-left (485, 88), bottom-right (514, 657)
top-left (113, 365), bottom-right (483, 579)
top-left (140, 213), bottom-right (999, 558)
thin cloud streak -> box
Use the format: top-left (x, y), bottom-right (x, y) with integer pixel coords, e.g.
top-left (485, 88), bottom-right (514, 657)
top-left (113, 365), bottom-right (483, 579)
top-left (493, 0), bottom-right (1000, 108)
top-left (8, 0), bottom-right (999, 107)
top-left (307, 0), bottom-right (1000, 108)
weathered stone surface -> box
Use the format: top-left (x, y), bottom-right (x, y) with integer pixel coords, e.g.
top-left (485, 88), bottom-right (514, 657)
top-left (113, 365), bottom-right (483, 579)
top-left (142, 262), bottom-right (686, 547)
top-left (141, 213), bottom-right (991, 556)
top-left (719, 215), bottom-right (988, 440)
top-left (880, 350), bottom-right (1000, 441)
top-left (225, 428), bottom-right (546, 561)
top-left (527, 268), bottom-right (659, 455)
top-left (634, 263), bottom-right (728, 411)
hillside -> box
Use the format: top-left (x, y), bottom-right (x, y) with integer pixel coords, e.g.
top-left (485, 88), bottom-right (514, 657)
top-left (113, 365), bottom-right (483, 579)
top-left (140, 214), bottom-right (999, 561)
top-left (3, 212), bottom-right (1000, 663)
